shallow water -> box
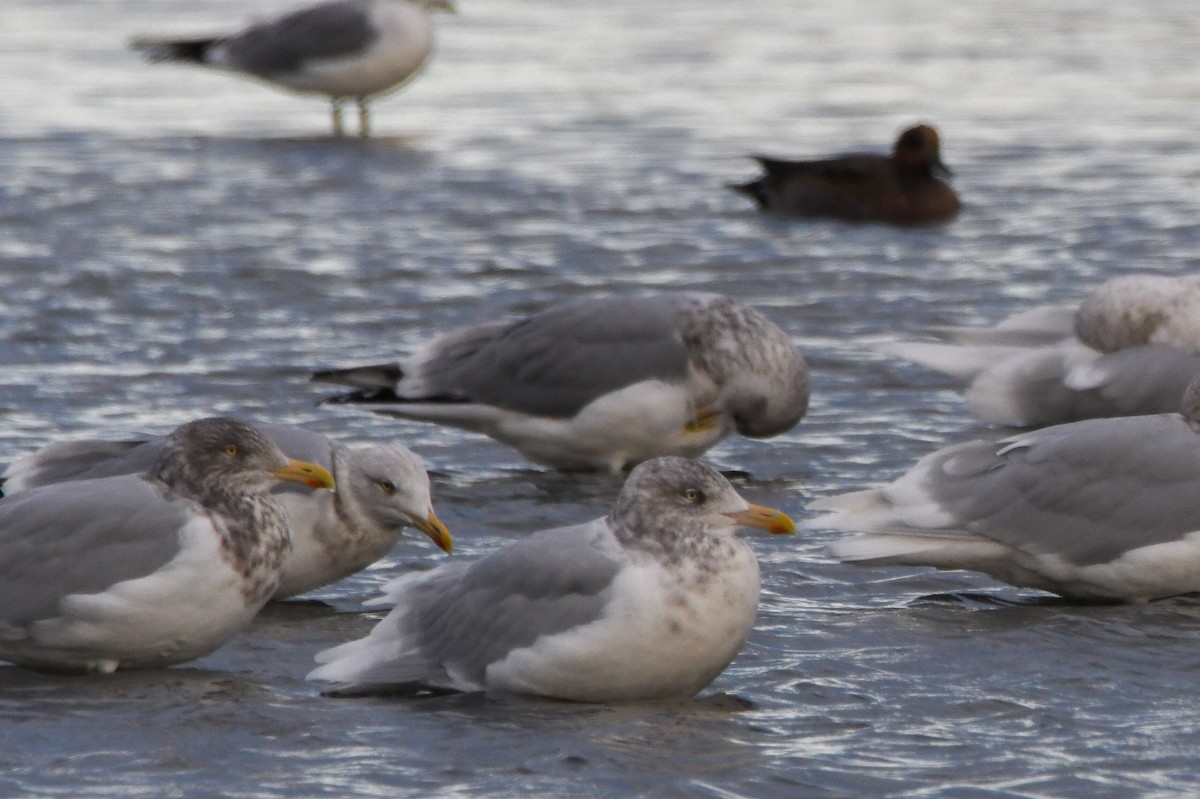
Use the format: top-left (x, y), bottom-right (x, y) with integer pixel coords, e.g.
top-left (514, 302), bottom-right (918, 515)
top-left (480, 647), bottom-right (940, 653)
top-left (3, 0), bottom-right (1200, 796)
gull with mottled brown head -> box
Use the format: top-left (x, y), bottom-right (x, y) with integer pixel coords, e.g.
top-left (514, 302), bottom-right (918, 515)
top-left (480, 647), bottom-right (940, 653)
top-left (0, 418), bottom-right (335, 673)
top-left (807, 374), bottom-right (1200, 602)
top-left (1, 421), bottom-right (450, 600)
top-left (309, 456), bottom-right (795, 701)
top-left (312, 293), bottom-right (810, 473)
top-left (131, 0), bottom-right (454, 137)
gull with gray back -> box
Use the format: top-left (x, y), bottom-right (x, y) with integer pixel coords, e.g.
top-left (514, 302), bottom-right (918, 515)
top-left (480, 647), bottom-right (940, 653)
top-left (0, 418), bottom-right (335, 673)
top-left (132, 0), bottom-right (454, 137)
top-left (807, 375), bottom-right (1200, 602)
top-left (313, 293), bottom-right (810, 473)
top-left (309, 457), bottom-right (795, 701)
top-left (883, 274), bottom-right (1200, 427)
top-left (1, 421), bottom-right (450, 599)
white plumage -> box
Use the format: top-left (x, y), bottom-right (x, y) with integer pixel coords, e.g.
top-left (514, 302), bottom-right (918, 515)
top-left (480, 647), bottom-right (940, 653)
top-left (0, 418), bottom-right (335, 673)
top-left (808, 376), bottom-right (1200, 602)
top-left (1, 421), bottom-right (450, 600)
top-left (309, 457), bottom-right (795, 701)
top-left (132, 0), bottom-right (454, 137)
top-left (884, 275), bottom-right (1200, 427)
top-left (313, 293), bottom-right (810, 473)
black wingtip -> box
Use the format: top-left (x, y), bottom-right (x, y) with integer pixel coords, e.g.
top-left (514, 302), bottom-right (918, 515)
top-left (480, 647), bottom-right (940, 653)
top-left (727, 178), bottom-right (769, 210)
top-left (130, 37), bottom-right (219, 64)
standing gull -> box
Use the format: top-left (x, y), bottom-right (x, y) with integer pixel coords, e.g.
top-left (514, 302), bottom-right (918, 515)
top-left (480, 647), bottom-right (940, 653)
top-left (312, 293), bottom-right (810, 473)
top-left (1, 421), bottom-right (451, 600)
top-left (0, 418), bottom-right (335, 673)
top-left (883, 274), bottom-right (1200, 427)
top-left (132, 0), bottom-right (454, 137)
top-left (731, 123), bottom-right (961, 225)
top-left (309, 457), bottom-right (795, 701)
top-left (806, 375), bottom-right (1200, 602)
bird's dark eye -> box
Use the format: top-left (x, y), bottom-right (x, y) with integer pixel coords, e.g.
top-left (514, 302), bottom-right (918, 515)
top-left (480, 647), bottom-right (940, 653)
top-left (224, 444), bottom-right (239, 458)
top-left (378, 480), bottom-right (397, 495)
top-left (682, 488), bottom-right (705, 504)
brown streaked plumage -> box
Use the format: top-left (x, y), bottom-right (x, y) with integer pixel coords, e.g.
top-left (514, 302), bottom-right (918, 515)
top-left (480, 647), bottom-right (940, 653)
top-left (732, 123), bottom-right (961, 226)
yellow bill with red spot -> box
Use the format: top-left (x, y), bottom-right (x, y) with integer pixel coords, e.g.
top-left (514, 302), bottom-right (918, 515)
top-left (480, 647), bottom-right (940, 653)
top-left (408, 509), bottom-right (453, 554)
top-left (270, 458), bottom-right (336, 490)
top-left (725, 503), bottom-right (795, 535)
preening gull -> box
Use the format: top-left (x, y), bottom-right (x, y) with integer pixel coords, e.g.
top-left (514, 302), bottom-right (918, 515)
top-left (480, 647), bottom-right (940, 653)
top-left (0, 418), bottom-right (335, 673)
top-left (308, 456), bottom-right (795, 700)
top-left (131, 0), bottom-right (454, 137)
top-left (731, 124), bottom-right (961, 225)
top-left (806, 375), bottom-right (1200, 602)
top-left (313, 293), bottom-right (810, 473)
top-left (1, 421), bottom-right (450, 600)
top-left (884, 274), bottom-right (1200, 427)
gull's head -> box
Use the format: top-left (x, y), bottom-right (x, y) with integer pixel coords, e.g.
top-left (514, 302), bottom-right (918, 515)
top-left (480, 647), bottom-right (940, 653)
top-left (342, 442), bottom-right (452, 553)
top-left (610, 457), bottom-right (794, 544)
top-left (157, 418), bottom-right (335, 497)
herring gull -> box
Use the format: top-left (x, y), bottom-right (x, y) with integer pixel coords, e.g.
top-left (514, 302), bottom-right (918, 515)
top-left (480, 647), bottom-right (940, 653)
top-left (0, 418), bottom-right (335, 673)
top-left (131, 0), bottom-right (454, 137)
top-left (884, 274), bottom-right (1200, 427)
top-left (312, 293), bottom-right (810, 473)
top-left (731, 124), bottom-right (961, 225)
top-left (1, 421), bottom-right (450, 599)
top-left (806, 375), bottom-right (1200, 602)
top-left (308, 456), bottom-right (795, 700)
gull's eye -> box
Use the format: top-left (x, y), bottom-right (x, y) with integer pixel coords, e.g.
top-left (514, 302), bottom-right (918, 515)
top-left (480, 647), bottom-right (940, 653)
top-left (225, 444), bottom-right (239, 458)
top-left (682, 488), bottom-right (705, 504)
top-left (378, 480), bottom-right (397, 496)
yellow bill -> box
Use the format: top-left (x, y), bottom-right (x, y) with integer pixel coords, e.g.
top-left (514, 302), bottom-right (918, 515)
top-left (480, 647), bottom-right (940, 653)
top-left (725, 503), bottom-right (796, 535)
top-left (270, 458), bottom-right (336, 491)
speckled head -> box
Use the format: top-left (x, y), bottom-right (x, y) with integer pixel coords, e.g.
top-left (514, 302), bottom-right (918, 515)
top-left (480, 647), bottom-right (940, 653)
top-left (677, 295), bottom-right (809, 439)
top-left (154, 417), bottom-right (334, 501)
top-left (609, 457), bottom-right (794, 551)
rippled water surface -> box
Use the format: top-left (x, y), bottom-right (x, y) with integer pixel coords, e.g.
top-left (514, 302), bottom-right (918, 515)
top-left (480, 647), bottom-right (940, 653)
top-left (3, 0), bottom-right (1200, 796)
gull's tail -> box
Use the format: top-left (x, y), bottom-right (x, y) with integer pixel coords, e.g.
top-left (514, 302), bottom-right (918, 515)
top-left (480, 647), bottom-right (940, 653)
top-left (131, 36), bottom-right (222, 65)
top-left (312, 362), bottom-right (406, 404)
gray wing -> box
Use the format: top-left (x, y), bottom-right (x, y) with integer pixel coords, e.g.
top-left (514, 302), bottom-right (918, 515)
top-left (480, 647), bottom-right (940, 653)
top-left (1072, 345), bottom-right (1200, 417)
top-left (412, 295), bottom-right (694, 418)
top-left (2, 421), bottom-right (336, 495)
top-left (327, 520), bottom-right (624, 691)
top-left (930, 304), bottom-right (1077, 347)
top-left (2, 439), bottom-right (161, 493)
top-left (0, 476), bottom-right (190, 627)
top-left (922, 414), bottom-right (1200, 565)
top-left (223, 0), bottom-right (379, 77)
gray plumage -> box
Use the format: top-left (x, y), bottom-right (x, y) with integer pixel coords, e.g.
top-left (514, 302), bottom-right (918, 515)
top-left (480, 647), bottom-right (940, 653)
top-left (809, 376), bottom-right (1200, 601)
top-left (1, 422), bottom-right (448, 600)
top-left (131, 0), bottom-right (453, 137)
top-left (884, 275), bottom-right (1200, 427)
top-left (314, 293), bottom-right (809, 472)
top-left (309, 457), bottom-right (796, 700)
top-left (0, 418), bottom-right (335, 673)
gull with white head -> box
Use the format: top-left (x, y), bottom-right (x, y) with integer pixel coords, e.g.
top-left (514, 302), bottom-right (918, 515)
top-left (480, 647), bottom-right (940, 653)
top-left (132, 0), bottom-right (455, 137)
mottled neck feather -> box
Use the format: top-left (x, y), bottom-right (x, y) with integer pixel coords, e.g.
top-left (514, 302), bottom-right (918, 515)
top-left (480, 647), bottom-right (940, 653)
top-left (152, 451), bottom-right (291, 603)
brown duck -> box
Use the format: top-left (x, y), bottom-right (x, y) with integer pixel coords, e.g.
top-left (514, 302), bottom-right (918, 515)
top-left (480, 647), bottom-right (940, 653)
top-left (731, 124), bottom-right (961, 225)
